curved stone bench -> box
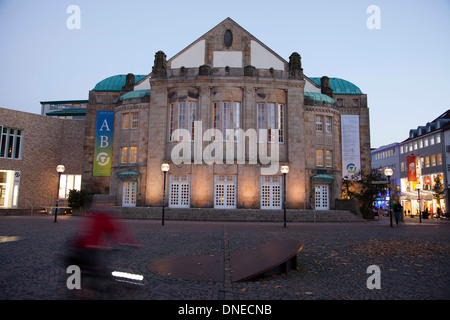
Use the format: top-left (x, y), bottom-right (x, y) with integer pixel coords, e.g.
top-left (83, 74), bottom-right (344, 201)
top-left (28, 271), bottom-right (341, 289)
top-left (147, 239), bottom-right (303, 283)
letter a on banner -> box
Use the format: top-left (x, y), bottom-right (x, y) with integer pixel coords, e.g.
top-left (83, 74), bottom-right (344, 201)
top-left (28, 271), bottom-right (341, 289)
top-left (93, 111), bottom-right (114, 176)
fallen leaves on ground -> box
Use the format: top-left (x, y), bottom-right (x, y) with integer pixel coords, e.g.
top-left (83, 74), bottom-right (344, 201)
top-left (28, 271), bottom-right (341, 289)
top-left (347, 239), bottom-right (449, 260)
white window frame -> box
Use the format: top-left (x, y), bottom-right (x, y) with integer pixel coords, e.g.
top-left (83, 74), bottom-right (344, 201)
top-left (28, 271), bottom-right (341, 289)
top-left (122, 181), bottom-right (137, 207)
top-left (214, 175), bottom-right (236, 209)
top-left (260, 176), bottom-right (282, 209)
top-left (169, 175), bottom-right (190, 208)
top-left (169, 101), bottom-right (197, 142)
top-left (213, 101), bottom-right (240, 141)
top-left (325, 116), bottom-right (332, 133)
top-left (257, 103), bottom-right (285, 143)
top-left (0, 126), bottom-right (23, 159)
top-left (315, 184), bottom-right (329, 210)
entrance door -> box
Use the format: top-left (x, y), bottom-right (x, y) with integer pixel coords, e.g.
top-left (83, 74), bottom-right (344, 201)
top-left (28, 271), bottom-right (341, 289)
top-left (169, 175), bottom-right (190, 208)
top-left (214, 175), bottom-right (236, 209)
top-left (122, 181), bottom-right (137, 207)
top-left (315, 184), bottom-right (329, 210)
top-left (261, 176), bottom-right (282, 209)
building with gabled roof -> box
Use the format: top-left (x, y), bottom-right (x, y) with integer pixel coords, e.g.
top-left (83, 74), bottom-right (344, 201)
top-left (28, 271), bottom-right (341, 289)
top-left (78, 18), bottom-right (371, 216)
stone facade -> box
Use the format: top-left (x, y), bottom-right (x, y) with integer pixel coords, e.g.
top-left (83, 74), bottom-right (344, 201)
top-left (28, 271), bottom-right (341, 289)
top-left (81, 18), bottom-right (371, 212)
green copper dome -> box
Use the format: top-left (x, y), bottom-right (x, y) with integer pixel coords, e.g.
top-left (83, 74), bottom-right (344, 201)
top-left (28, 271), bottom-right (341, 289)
top-left (309, 77), bottom-right (363, 95)
top-left (93, 74), bottom-right (147, 92)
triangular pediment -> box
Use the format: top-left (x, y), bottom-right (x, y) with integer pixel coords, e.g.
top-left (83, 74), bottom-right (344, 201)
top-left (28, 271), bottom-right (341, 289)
top-left (168, 18), bottom-right (288, 71)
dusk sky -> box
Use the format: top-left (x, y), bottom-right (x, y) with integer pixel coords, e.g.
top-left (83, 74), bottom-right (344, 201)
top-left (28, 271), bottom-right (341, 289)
top-left (0, 0), bottom-right (449, 149)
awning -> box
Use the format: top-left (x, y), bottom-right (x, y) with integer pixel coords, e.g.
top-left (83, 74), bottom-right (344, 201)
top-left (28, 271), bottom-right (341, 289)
top-left (312, 174), bottom-right (335, 182)
top-left (118, 171), bottom-right (140, 180)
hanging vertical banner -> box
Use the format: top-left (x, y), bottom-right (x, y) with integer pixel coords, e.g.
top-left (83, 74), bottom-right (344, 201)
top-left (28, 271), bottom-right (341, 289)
top-left (341, 115), bottom-right (361, 180)
top-left (407, 155), bottom-right (417, 181)
top-left (93, 111), bottom-right (114, 176)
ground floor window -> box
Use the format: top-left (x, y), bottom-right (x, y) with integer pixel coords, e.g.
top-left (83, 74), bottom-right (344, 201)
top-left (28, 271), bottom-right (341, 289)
top-left (0, 170), bottom-right (19, 208)
top-left (122, 181), bottom-right (137, 207)
top-left (314, 184), bottom-right (329, 210)
top-left (58, 174), bottom-right (82, 199)
top-left (214, 175), bottom-right (236, 209)
top-left (261, 176), bottom-right (282, 209)
top-left (169, 174), bottom-right (190, 208)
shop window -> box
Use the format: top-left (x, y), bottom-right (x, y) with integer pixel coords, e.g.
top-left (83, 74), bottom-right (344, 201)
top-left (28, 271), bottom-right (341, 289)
top-left (58, 174), bottom-right (82, 199)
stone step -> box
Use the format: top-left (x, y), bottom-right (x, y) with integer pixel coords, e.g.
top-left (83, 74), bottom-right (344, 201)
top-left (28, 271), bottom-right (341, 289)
top-left (107, 207), bottom-right (364, 222)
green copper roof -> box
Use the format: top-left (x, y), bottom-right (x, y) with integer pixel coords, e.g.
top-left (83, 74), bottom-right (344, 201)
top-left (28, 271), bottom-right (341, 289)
top-left (46, 108), bottom-right (86, 116)
top-left (120, 89), bottom-right (150, 101)
top-left (93, 74), bottom-right (147, 92)
top-left (309, 77), bottom-right (363, 95)
top-left (304, 92), bottom-right (335, 104)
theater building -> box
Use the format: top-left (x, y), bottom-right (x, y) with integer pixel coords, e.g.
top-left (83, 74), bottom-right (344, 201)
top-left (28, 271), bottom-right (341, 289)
top-left (80, 18), bottom-right (371, 212)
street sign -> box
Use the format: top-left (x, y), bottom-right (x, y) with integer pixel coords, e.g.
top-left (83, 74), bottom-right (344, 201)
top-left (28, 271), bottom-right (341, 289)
top-left (372, 181), bottom-right (388, 184)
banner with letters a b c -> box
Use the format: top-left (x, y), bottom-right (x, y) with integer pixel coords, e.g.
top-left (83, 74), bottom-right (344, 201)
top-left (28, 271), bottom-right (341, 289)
top-left (93, 111), bottom-right (114, 176)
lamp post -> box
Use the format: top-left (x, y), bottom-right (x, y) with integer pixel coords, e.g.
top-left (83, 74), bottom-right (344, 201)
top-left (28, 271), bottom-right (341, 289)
top-left (54, 165), bottom-right (65, 223)
top-left (415, 184), bottom-right (422, 223)
top-left (161, 163), bottom-right (170, 226)
top-left (384, 168), bottom-right (393, 228)
top-left (281, 165), bottom-right (289, 228)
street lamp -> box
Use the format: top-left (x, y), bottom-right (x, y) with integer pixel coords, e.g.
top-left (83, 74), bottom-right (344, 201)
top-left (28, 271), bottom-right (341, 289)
top-left (161, 163), bottom-right (170, 226)
top-left (384, 168), bottom-right (393, 228)
top-left (415, 184), bottom-right (422, 223)
top-left (54, 165), bottom-right (65, 223)
top-left (281, 165), bottom-right (289, 228)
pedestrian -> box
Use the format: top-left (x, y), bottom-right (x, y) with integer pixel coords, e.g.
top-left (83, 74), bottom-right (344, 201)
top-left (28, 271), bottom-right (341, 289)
top-left (393, 200), bottom-right (402, 227)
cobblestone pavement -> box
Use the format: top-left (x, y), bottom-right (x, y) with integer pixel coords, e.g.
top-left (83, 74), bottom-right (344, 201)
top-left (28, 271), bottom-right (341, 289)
top-left (0, 215), bottom-right (449, 300)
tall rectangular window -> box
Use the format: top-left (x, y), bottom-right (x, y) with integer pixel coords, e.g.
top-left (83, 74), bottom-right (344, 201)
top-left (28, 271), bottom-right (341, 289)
top-left (213, 101), bottom-right (240, 141)
top-left (315, 116), bottom-right (323, 132)
top-left (325, 150), bottom-right (333, 167)
top-left (257, 103), bottom-right (284, 143)
top-left (131, 112), bottom-right (139, 129)
top-left (316, 150), bottom-right (324, 167)
top-left (169, 101), bottom-right (197, 141)
top-left (0, 126), bottom-right (22, 159)
top-left (129, 147), bottom-right (137, 163)
top-left (325, 117), bottom-right (332, 133)
top-left (122, 113), bottom-right (129, 129)
top-left (121, 147), bottom-right (128, 163)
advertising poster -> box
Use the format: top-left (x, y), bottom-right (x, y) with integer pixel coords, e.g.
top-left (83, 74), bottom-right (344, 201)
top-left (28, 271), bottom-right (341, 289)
top-left (341, 115), bottom-right (361, 180)
top-left (407, 155), bottom-right (417, 182)
top-left (93, 111), bottom-right (114, 176)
